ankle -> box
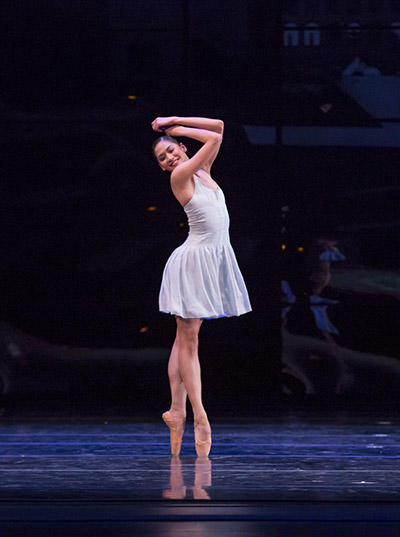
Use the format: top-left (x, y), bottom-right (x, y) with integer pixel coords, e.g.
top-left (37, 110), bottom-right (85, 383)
top-left (169, 406), bottom-right (186, 415)
top-left (193, 411), bottom-right (208, 425)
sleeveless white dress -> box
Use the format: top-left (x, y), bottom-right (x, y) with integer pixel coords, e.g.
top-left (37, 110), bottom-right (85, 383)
top-left (159, 173), bottom-right (252, 319)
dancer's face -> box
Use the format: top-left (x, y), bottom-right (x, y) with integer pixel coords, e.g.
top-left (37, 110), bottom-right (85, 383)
top-left (154, 141), bottom-right (187, 172)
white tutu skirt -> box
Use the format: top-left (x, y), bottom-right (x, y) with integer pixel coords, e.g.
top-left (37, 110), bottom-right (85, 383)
top-left (159, 241), bottom-right (252, 319)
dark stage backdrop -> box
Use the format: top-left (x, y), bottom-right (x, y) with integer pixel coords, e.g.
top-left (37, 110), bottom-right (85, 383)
top-left (278, 2), bottom-right (400, 405)
top-left (0, 0), bottom-right (281, 418)
top-left (1, 0), bottom-right (399, 417)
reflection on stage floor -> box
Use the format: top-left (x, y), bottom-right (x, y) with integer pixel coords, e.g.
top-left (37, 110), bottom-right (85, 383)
top-left (1, 418), bottom-right (400, 502)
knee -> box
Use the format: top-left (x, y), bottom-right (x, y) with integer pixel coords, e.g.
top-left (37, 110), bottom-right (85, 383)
top-left (178, 329), bottom-right (199, 355)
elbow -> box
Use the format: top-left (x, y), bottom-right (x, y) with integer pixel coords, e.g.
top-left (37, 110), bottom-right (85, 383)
top-left (210, 131), bottom-right (223, 144)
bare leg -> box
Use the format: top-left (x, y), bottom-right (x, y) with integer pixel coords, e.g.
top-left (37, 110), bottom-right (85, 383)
top-left (167, 335), bottom-right (187, 416)
top-left (162, 334), bottom-right (188, 456)
top-left (176, 317), bottom-right (211, 455)
top-left (175, 318), bottom-right (204, 417)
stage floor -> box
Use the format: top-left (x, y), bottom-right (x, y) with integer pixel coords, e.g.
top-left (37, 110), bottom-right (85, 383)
top-left (1, 416), bottom-right (400, 535)
top-left (1, 417), bottom-right (400, 502)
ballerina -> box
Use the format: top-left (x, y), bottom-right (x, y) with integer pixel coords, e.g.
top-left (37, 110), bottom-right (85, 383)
top-left (152, 116), bottom-right (252, 457)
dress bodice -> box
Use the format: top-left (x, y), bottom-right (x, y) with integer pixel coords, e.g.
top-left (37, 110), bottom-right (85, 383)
top-left (183, 177), bottom-right (230, 246)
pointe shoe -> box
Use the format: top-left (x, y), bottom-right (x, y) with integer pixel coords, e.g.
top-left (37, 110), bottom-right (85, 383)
top-left (194, 420), bottom-right (212, 457)
top-left (162, 411), bottom-right (186, 456)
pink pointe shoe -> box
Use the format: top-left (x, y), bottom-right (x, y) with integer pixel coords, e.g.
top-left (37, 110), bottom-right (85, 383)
top-left (194, 420), bottom-right (212, 457)
top-left (162, 411), bottom-right (186, 456)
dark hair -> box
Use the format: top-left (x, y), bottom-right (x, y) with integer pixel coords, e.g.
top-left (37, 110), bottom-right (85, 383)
top-left (152, 135), bottom-right (179, 157)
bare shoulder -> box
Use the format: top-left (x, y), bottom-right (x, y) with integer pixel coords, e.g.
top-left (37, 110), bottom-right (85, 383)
top-left (170, 174), bottom-right (195, 207)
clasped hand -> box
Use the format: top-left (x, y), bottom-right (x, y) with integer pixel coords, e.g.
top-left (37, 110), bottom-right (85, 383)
top-left (151, 116), bottom-right (177, 132)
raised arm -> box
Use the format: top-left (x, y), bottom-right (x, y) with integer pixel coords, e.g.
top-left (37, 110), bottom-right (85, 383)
top-left (152, 116), bottom-right (224, 135)
top-left (152, 116), bottom-right (224, 179)
top-left (173, 117), bottom-right (224, 134)
top-left (164, 125), bottom-right (222, 185)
